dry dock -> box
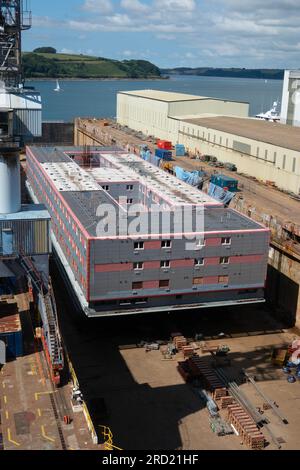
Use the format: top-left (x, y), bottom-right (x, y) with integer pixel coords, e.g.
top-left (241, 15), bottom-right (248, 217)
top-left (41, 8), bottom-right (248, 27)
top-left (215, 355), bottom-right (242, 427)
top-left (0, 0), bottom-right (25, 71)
top-left (74, 118), bottom-right (300, 329)
top-left (52, 257), bottom-right (300, 450)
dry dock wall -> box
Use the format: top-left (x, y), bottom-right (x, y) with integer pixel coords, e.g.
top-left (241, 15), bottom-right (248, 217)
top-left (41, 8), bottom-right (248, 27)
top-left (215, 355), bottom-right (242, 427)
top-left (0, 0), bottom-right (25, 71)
top-left (267, 243), bottom-right (300, 328)
top-left (29, 122), bottom-right (74, 146)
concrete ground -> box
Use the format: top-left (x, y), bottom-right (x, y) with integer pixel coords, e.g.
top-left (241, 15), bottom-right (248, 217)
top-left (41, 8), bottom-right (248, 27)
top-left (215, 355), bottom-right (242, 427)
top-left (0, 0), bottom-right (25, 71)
top-left (52, 260), bottom-right (300, 451)
top-left (0, 304), bottom-right (98, 451)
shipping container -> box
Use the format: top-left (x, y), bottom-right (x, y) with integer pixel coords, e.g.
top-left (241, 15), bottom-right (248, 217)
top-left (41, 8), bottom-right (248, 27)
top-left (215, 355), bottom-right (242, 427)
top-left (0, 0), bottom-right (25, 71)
top-left (210, 174), bottom-right (238, 192)
top-left (155, 149), bottom-right (172, 160)
top-left (175, 144), bottom-right (185, 157)
top-left (0, 312), bottom-right (23, 359)
top-left (157, 140), bottom-right (172, 150)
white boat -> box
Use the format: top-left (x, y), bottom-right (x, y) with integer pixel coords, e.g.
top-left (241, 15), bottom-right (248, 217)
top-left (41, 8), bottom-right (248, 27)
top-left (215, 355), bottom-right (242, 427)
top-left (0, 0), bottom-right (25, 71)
top-left (54, 79), bottom-right (61, 92)
top-left (255, 101), bottom-right (280, 122)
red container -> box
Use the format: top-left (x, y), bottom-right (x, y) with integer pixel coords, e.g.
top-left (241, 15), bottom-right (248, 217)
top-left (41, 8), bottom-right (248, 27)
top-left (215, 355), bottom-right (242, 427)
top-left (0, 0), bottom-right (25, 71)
top-left (157, 140), bottom-right (172, 150)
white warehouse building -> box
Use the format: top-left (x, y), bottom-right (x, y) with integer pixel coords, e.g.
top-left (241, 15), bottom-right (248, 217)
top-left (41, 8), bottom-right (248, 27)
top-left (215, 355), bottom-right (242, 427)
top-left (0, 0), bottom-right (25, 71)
top-left (117, 90), bottom-right (300, 196)
top-left (281, 70), bottom-right (300, 127)
top-left (117, 89), bottom-right (249, 141)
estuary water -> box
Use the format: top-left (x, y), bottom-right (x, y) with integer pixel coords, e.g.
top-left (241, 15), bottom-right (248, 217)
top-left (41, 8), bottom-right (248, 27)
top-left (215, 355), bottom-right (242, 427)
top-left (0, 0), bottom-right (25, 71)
top-left (26, 75), bottom-right (283, 122)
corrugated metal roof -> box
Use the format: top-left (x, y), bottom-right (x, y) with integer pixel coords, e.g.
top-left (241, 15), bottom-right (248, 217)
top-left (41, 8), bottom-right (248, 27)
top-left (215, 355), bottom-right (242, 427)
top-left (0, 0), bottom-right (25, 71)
top-left (182, 116), bottom-right (300, 152)
top-left (0, 204), bottom-right (50, 221)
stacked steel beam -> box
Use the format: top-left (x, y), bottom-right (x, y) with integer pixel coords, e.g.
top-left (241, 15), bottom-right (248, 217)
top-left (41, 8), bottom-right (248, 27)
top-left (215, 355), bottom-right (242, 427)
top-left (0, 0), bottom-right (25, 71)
top-left (227, 404), bottom-right (265, 450)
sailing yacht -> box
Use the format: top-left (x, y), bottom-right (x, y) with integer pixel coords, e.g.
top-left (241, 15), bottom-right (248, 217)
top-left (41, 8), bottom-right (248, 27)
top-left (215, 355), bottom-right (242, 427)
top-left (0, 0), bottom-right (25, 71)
top-left (255, 101), bottom-right (280, 122)
top-left (54, 79), bottom-right (61, 92)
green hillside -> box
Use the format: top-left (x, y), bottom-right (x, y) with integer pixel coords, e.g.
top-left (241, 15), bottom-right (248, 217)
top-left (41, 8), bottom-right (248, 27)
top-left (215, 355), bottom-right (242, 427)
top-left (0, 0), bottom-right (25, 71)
top-left (23, 52), bottom-right (162, 79)
top-left (161, 67), bottom-right (284, 80)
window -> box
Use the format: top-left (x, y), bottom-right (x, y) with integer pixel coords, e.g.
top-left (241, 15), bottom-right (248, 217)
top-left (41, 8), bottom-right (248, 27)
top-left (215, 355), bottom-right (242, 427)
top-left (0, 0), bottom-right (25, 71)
top-left (159, 280), bottom-right (169, 288)
top-left (134, 262), bottom-right (144, 270)
top-left (132, 282), bottom-right (143, 290)
top-left (265, 149), bottom-right (268, 160)
top-left (256, 147), bottom-right (259, 158)
top-left (193, 277), bottom-right (203, 285)
top-left (220, 256), bottom-right (230, 264)
top-left (196, 238), bottom-right (206, 248)
top-left (126, 185), bottom-right (133, 190)
top-left (127, 198), bottom-right (133, 204)
top-left (219, 275), bottom-right (229, 284)
top-left (134, 241), bottom-right (144, 250)
top-left (221, 237), bottom-right (231, 245)
top-left (283, 154), bottom-right (286, 170)
top-left (161, 260), bottom-right (170, 269)
top-left (273, 152), bottom-right (277, 165)
top-left (195, 258), bottom-right (204, 266)
top-left (220, 136), bottom-right (222, 145)
top-left (134, 298), bottom-right (148, 305)
top-left (120, 300), bottom-right (132, 306)
top-left (292, 157), bottom-right (296, 173)
top-left (226, 138), bottom-right (229, 148)
top-left (161, 240), bottom-right (171, 249)
top-left (102, 185), bottom-right (109, 191)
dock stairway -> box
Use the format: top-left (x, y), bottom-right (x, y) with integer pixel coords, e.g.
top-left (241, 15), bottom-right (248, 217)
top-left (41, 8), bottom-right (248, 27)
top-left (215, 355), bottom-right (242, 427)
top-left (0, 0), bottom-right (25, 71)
top-left (19, 254), bottom-right (64, 372)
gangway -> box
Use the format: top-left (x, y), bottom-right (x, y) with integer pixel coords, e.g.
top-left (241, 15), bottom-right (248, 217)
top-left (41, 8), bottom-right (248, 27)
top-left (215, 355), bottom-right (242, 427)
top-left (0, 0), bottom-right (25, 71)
top-left (19, 253), bottom-right (64, 385)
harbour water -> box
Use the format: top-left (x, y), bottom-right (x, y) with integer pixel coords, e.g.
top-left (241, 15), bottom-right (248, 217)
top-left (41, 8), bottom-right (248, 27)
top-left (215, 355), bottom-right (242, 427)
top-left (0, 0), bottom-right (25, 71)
top-left (26, 75), bottom-right (283, 122)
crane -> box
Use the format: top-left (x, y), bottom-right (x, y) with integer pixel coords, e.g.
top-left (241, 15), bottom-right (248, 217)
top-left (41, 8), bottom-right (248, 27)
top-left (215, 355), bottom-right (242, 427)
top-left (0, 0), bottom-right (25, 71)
top-left (0, 2), bottom-right (64, 386)
top-left (0, 0), bottom-right (31, 88)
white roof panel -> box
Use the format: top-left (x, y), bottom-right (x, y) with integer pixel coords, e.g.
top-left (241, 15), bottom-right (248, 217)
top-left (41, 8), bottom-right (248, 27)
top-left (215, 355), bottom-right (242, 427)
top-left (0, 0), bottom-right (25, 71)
top-left (119, 89), bottom-right (209, 102)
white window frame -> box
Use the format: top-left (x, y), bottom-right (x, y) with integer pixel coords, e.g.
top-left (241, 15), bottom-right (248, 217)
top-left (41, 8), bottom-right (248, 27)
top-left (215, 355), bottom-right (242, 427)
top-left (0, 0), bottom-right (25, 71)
top-left (161, 240), bottom-right (172, 249)
top-left (220, 256), bottom-right (230, 265)
top-left (134, 262), bottom-right (144, 270)
top-left (134, 241), bottom-right (144, 250)
top-left (195, 258), bottom-right (204, 266)
top-left (160, 260), bottom-right (170, 269)
top-left (221, 237), bottom-right (231, 246)
top-left (196, 238), bottom-right (206, 248)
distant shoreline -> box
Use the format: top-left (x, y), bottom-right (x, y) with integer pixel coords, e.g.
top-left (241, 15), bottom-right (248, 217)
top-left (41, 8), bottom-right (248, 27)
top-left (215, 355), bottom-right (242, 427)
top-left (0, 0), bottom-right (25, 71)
top-left (25, 77), bottom-right (168, 82)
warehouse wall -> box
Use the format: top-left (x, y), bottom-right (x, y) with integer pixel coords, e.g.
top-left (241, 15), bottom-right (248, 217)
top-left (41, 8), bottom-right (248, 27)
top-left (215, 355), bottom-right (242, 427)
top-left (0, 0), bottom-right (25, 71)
top-left (280, 71), bottom-right (300, 127)
top-left (169, 99), bottom-right (249, 118)
top-left (176, 120), bottom-right (300, 195)
top-left (117, 94), bottom-right (171, 139)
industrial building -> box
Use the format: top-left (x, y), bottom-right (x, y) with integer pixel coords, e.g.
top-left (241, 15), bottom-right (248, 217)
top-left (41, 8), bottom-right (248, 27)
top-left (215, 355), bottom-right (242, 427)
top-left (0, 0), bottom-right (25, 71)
top-left (117, 90), bottom-right (249, 141)
top-left (281, 70), bottom-right (300, 127)
top-left (26, 146), bottom-right (269, 318)
top-left (0, 1), bottom-right (63, 381)
top-left (117, 90), bottom-right (300, 196)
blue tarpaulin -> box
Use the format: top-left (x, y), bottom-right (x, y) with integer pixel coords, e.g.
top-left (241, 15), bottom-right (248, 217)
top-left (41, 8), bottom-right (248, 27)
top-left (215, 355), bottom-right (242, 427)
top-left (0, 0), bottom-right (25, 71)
top-left (174, 166), bottom-right (203, 187)
top-left (140, 151), bottom-right (161, 167)
top-left (208, 183), bottom-right (235, 206)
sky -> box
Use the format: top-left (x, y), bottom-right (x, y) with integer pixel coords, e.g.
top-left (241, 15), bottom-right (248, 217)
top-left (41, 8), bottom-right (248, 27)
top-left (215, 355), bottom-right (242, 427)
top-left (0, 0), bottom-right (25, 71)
top-left (23, 0), bottom-right (300, 69)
